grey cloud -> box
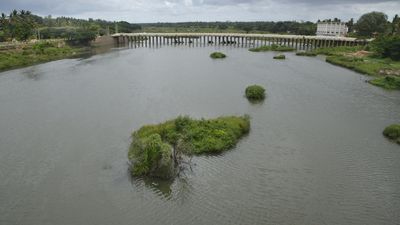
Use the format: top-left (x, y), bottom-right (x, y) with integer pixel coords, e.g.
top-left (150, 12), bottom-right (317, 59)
top-left (0, 0), bottom-right (398, 22)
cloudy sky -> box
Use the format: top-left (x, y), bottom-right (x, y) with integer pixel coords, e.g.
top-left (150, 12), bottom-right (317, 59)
top-left (0, 0), bottom-right (399, 23)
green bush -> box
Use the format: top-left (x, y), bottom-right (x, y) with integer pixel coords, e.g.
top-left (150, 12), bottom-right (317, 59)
top-left (383, 124), bottom-right (400, 144)
top-left (273, 54), bottom-right (286, 60)
top-left (249, 44), bottom-right (295, 52)
top-left (245, 85), bottom-right (266, 101)
top-left (210, 52), bottom-right (226, 59)
top-left (129, 115), bottom-right (251, 178)
top-left (129, 134), bottom-right (174, 178)
top-left (371, 35), bottom-right (400, 61)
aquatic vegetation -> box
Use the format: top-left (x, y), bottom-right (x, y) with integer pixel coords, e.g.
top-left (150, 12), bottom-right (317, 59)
top-left (369, 76), bottom-right (400, 90)
top-left (249, 44), bottom-right (295, 52)
top-left (210, 52), bottom-right (226, 59)
top-left (273, 54), bottom-right (286, 60)
top-left (383, 124), bottom-right (400, 144)
top-left (296, 51), bottom-right (317, 57)
top-left (245, 85), bottom-right (266, 101)
top-left (129, 115), bottom-right (250, 178)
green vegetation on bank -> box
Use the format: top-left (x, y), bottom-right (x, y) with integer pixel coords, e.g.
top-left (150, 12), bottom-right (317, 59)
top-left (0, 9), bottom-right (141, 42)
top-left (245, 85), bottom-right (266, 101)
top-left (306, 35), bottom-right (400, 90)
top-left (383, 124), bottom-right (400, 144)
top-left (129, 115), bottom-right (250, 178)
top-left (273, 54), bottom-right (286, 60)
top-left (249, 44), bottom-right (295, 52)
top-left (210, 52), bottom-right (226, 59)
top-left (369, 76), bottom-right (400, 90)
top-left (0, 41), bottom-right (85, 71)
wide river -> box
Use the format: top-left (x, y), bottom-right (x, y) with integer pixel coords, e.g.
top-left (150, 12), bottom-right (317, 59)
top-left (0, 46), bottom-right (399, 225)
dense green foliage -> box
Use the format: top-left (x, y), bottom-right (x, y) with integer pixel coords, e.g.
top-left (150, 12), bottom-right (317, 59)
top-left (0, 10), bottom-right (36, 41)
top-left (382, 124), bottom-right (400, 144)
top-left (369, 76), bottom-right (400, 90)
top-left (210, 52), bottom-right (226, 59)
top-left (129, 116), bottom-right (250, 178)
top-left (245, 85), bottom-right (266, 101)
top-left (371, 35), bottom-right (400, 61)
top-left (0, 41), bottom-right (82, 71)
top-left (355, 12), bottom-right (388, 37)
top-left (273, 54), bottom-right (286, 60)
top-left (296, 51), bottom-right (317, 57)
top-left (249, 44), bottom-right (295, 52)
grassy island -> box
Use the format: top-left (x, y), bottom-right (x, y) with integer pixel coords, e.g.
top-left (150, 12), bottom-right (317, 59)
top-left (129, 115), bottom-right (250, 178)
top-left (245, 85), bottom-right (266, 101)
top-left (273, 54), bottom-right (286, 60)
top-left (383, 124), bottom-right (400, 144)
top-left (210, 52), bottom-right (226, 59)
top-left (249, 44), bottom-right (295, 52)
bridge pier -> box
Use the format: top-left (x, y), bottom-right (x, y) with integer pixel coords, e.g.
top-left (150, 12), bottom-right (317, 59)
top-left (113, 33), bottom-right (366, 50)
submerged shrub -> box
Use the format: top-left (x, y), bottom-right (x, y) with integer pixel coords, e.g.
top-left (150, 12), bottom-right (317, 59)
top-left (129, 133), bottom-right (174, 179)
top-left (383, 124), bottom-right (400, 144)
top-left (210, 52), bottom-right (226, 59)
top-left (245, 85), bottom-right (266, 101)
top-left (273, 54), bottom-right (286, 60)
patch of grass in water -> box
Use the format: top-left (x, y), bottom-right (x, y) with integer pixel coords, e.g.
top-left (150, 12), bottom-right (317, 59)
top-left (296, 51), bottom-right (317, 57)
top-left (210, 52), bottom-right (226, 59)
top-left (249, 44), bottom-right (295, 52)
top-left (273, 54), bottom-right (286, 60)
top-left (383, 124), bottom-right (400, 144)
top-left (245, 85), bottom-right (266, 101)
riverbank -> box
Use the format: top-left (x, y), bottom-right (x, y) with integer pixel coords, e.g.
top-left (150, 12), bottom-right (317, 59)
top-left (0, 40), bottom-right (89, 72)
top-left (299, 46), bottom-right (400, 90)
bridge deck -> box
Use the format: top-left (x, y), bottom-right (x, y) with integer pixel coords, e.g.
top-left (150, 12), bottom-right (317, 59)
top-left (112, 33), bottom-right (365, 41)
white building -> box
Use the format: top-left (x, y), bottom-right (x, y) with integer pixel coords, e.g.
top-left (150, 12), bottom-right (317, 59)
top-left (316, 22), bottom-right (348, 37)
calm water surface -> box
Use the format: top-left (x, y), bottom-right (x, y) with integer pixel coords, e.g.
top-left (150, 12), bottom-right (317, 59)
top-left (0, 46), bottom-right (399, 225)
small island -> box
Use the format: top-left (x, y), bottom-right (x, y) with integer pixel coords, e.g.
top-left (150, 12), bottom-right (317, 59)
top-left (273, 54), bottom-right (286, 60)
top-left (210, 52), bottom-right (227, 59)
top-left (296, 51), bottom-right (317, 57)
top-left (383, 124), bottom-right (400, 145)
top-left (128, 115), bottom-right (250, 179)
top-left (245, 85), bottom-right (266, 101)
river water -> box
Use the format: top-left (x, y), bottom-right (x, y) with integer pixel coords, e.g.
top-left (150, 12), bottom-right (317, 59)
top-left (0, 46), bottom-right (399, 225)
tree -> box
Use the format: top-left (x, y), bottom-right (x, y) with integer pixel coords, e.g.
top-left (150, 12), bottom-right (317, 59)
top-left (392, 14), bottom-right (400, 35)
top-left (346, 18), bottom-right (354, 33)
top-left (356, 11), bottom-right (388, 37)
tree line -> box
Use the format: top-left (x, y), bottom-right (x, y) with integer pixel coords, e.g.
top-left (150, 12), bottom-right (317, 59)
top-left (0, 10), bottom-right (141, 43)
top-left (0, 10), bottom-right (399, 44)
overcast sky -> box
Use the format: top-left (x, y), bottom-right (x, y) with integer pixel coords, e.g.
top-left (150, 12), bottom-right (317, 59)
top-left (0, 0), bottom-right (399, 23)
